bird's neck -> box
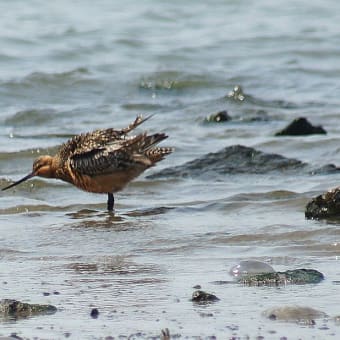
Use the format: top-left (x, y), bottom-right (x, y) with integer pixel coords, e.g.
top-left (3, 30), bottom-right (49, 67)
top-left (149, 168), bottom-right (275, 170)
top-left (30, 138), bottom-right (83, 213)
top-left (52, 156), bottom-right (74, 184)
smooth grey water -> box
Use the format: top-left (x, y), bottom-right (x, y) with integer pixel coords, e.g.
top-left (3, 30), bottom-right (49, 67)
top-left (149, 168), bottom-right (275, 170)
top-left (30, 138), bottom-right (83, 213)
top-left (1, 1), bottom-right (340, 339)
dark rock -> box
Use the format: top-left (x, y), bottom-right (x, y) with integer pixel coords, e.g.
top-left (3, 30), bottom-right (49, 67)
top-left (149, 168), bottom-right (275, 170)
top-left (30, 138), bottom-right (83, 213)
top-left (0, 299), bottom-right (57, 319)
top-left (43, 292), bottom-right (50, 296)
top-left (1, 334), bottom-right (23, 340)
top-left (191, 290), bottom-right (219, 303)
top-left (148, 145), bottom-right (306, 179)
top-left (8, 334), bottom-right (23, 340)
top-left (283, 269), bottom-right (324, 284)
top-left (204, 110), bottom-right (231, 123)
top-left (192, 284), bottom-right (201, 289)
top-left (90, 308), bottom-right (99, 319)
top-left (11, 335), bottom-right (23, 340)
top-left (149, 145), bottom-right (340, 180)
top-left (239, 269), bottom-right (324, 286)
top-left (275, 117), bottom-right (327, 136)
top-left (305, 187), bottom-right (340, 219)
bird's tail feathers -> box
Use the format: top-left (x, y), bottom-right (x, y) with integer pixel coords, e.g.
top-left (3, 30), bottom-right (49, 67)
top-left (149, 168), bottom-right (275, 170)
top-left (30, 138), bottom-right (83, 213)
top-left (123, 132), bottom-right (173, 165)
top-left (121, 114), bottom-right (154, 134)
top-left (145, 147), bottom-right (174, 163)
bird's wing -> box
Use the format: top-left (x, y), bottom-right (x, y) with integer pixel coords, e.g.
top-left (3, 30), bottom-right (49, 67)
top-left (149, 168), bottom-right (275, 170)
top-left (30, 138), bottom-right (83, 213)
top-left (57, 115), bottom-right (165, 176)
top-left (69, 134), bottom-right (150, 176)
top-left (57, 128), bottom-right (125, 165)
top-left (57, 115), bottom-right (151, 164)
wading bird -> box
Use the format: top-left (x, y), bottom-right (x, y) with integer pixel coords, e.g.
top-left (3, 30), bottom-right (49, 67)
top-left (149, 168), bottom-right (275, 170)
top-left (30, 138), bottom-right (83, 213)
top-left (2, 115), bottom-right (173, 211)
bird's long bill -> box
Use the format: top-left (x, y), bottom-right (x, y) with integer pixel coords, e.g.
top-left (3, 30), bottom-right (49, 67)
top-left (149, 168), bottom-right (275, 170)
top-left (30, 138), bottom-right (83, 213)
top-left (2, 172), bottom-right (35, 191)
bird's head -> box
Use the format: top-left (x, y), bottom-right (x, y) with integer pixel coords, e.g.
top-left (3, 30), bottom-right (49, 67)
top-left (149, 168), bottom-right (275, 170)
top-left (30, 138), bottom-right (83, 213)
top-left (2, 155), bottom-right (54, 191)
top-left (32, 155), bottom-right (54, 178)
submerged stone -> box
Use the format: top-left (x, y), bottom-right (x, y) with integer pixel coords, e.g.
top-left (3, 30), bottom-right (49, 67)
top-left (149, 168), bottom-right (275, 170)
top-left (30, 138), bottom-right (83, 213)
top-left (229, 260), bottom-right (275, 278)
top-left (263, 305), bottom-right (326, 322)
top-left (191, 290), bottom-right (219, 303)
top-left (204, 110), bottom-right (231, 123)
top-left (275, 117), bottom-right (326, 136)
top-left (310, 163), bottom-right (340, 175)
top-left (239, 269), bottom-right (324, 286)
top-left (305, 187), bottom-right (340, 219)
top-left (90, 308), bottom-right (99, 319)
top-left (148, 145), bottom-right (306, 179)
top-left (0, 299), bottom-right (57, 319)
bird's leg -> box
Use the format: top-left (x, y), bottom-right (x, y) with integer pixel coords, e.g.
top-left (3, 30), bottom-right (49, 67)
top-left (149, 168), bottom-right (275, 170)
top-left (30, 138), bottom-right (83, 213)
top-left (107, 193), bottom-right (114, 211)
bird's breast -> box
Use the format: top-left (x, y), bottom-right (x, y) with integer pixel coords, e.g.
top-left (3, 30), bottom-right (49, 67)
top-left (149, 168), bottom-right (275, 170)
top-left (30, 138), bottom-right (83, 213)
top-left (56, 159), bottom-right (147, 194)
top-left (72, 169), bottom-right (145, 194)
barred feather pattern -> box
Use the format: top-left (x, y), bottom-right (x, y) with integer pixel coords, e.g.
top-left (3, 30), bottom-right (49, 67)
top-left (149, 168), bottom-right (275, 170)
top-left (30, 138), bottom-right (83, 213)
top-left (70, 148), bottom-right (138, 176)
top-left (54, 116), bottom-right (173, 181)
top-left (57, 115), bottom-right (152, 164)
top-left (146, 147), bottom-right (173, 163)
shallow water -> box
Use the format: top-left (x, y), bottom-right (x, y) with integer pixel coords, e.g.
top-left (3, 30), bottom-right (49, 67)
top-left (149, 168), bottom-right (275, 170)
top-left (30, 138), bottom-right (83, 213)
top-left (1, 0), bottom-right (340, 339)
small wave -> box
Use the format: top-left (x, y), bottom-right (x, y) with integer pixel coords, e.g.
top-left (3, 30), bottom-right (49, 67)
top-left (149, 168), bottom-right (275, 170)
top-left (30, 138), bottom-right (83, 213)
top-left (39, 27), bottom-right (101, 40)
top-left (125, 206), bottom-right (174, 217)
top-left (65, 256), bottom-right (162, 276)
top-left (115, 38), bottom-right (145, 48)
top-left (0, 53), bottom-right (20, 62)
top-left (228, 190), bottom-right (300, 202)
top-left (0, 146), bottom-right (58, 161)
top-left (5, 108), bottom-right (57, 126)
top-left (0, 248), bottom-right (29, 256)
top-left (121, 103), bottom-right (165, 111)
top-left (139, 70), bottom-right (220, 91)
top-left (2, 67), bottom-right (92, 89)
top-left (22, 67), bottom-right (90, 84)
top-left (224, 84), bottom-right (301, 109)
top-left (210, 227), bottom-right (340, 247)
top-left (0, 202), bottom-right (57, 215)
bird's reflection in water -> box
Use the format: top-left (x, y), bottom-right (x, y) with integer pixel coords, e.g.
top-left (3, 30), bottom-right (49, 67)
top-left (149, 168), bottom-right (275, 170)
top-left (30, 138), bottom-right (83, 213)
top-left (67, 209), bottom-right (124, 221)
top-left (65, 206), bottom-right (173, 231)
top-left (66, 209), bottom-right (129, 230)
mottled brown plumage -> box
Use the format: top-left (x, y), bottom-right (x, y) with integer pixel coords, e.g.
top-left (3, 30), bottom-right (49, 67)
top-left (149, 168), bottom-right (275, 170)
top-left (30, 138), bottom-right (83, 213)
top-left (2, 115), bottom-right (173, 210)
